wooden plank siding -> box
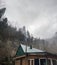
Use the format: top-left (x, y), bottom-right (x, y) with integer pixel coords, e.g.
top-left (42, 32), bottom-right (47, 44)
top-left (14, 54), bottom-right (57, 65)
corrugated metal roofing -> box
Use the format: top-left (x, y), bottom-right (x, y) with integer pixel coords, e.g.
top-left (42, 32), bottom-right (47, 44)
top-left (21, 44), bottom-right (44, 53)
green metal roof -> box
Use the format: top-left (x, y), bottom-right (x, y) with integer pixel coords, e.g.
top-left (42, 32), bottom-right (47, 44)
top-left (16, 44), bottom-right (45, 56)
top-left (16, 45), bottom-right (25, 56)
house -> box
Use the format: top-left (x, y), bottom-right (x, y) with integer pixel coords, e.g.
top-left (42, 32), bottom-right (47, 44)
top-left (14, 44), bottom-right (57, 65)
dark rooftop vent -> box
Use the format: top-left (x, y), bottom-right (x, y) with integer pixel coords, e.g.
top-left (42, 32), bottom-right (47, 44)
top-left (30, 45), bottom-right (32, 49)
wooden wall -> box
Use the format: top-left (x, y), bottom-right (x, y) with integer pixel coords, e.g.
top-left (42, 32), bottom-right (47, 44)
top-left (15, 54), bottom-right (57, 65)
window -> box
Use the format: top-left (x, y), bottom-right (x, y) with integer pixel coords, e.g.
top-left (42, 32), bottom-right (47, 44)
top-left (40, 59), bottom-right (46, 65)
top-left (28, 60), bottom-right (30, 65)
top-left (52, 60), bottom-right (56, 65)
top-left (47, 59), bottom-right (51, 65)
top-left (34, 59), bottom-right (39, 65)
top-left (28, 59), bottom-right (34, 65)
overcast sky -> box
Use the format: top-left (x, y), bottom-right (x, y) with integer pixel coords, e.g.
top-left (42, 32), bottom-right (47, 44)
top-left (0, 0), bottom-right (57, 39)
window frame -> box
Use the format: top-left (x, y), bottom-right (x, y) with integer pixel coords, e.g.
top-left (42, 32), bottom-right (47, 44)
top-left (28, 59), bottom-right (34, 65)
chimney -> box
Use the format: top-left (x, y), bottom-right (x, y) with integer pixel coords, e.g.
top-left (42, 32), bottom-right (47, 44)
top-left (30, 45), bottom-right (32, 49)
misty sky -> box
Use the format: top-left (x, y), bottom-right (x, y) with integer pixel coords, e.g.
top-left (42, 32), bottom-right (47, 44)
top-left (0, 0), bottom-right (57, 39)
